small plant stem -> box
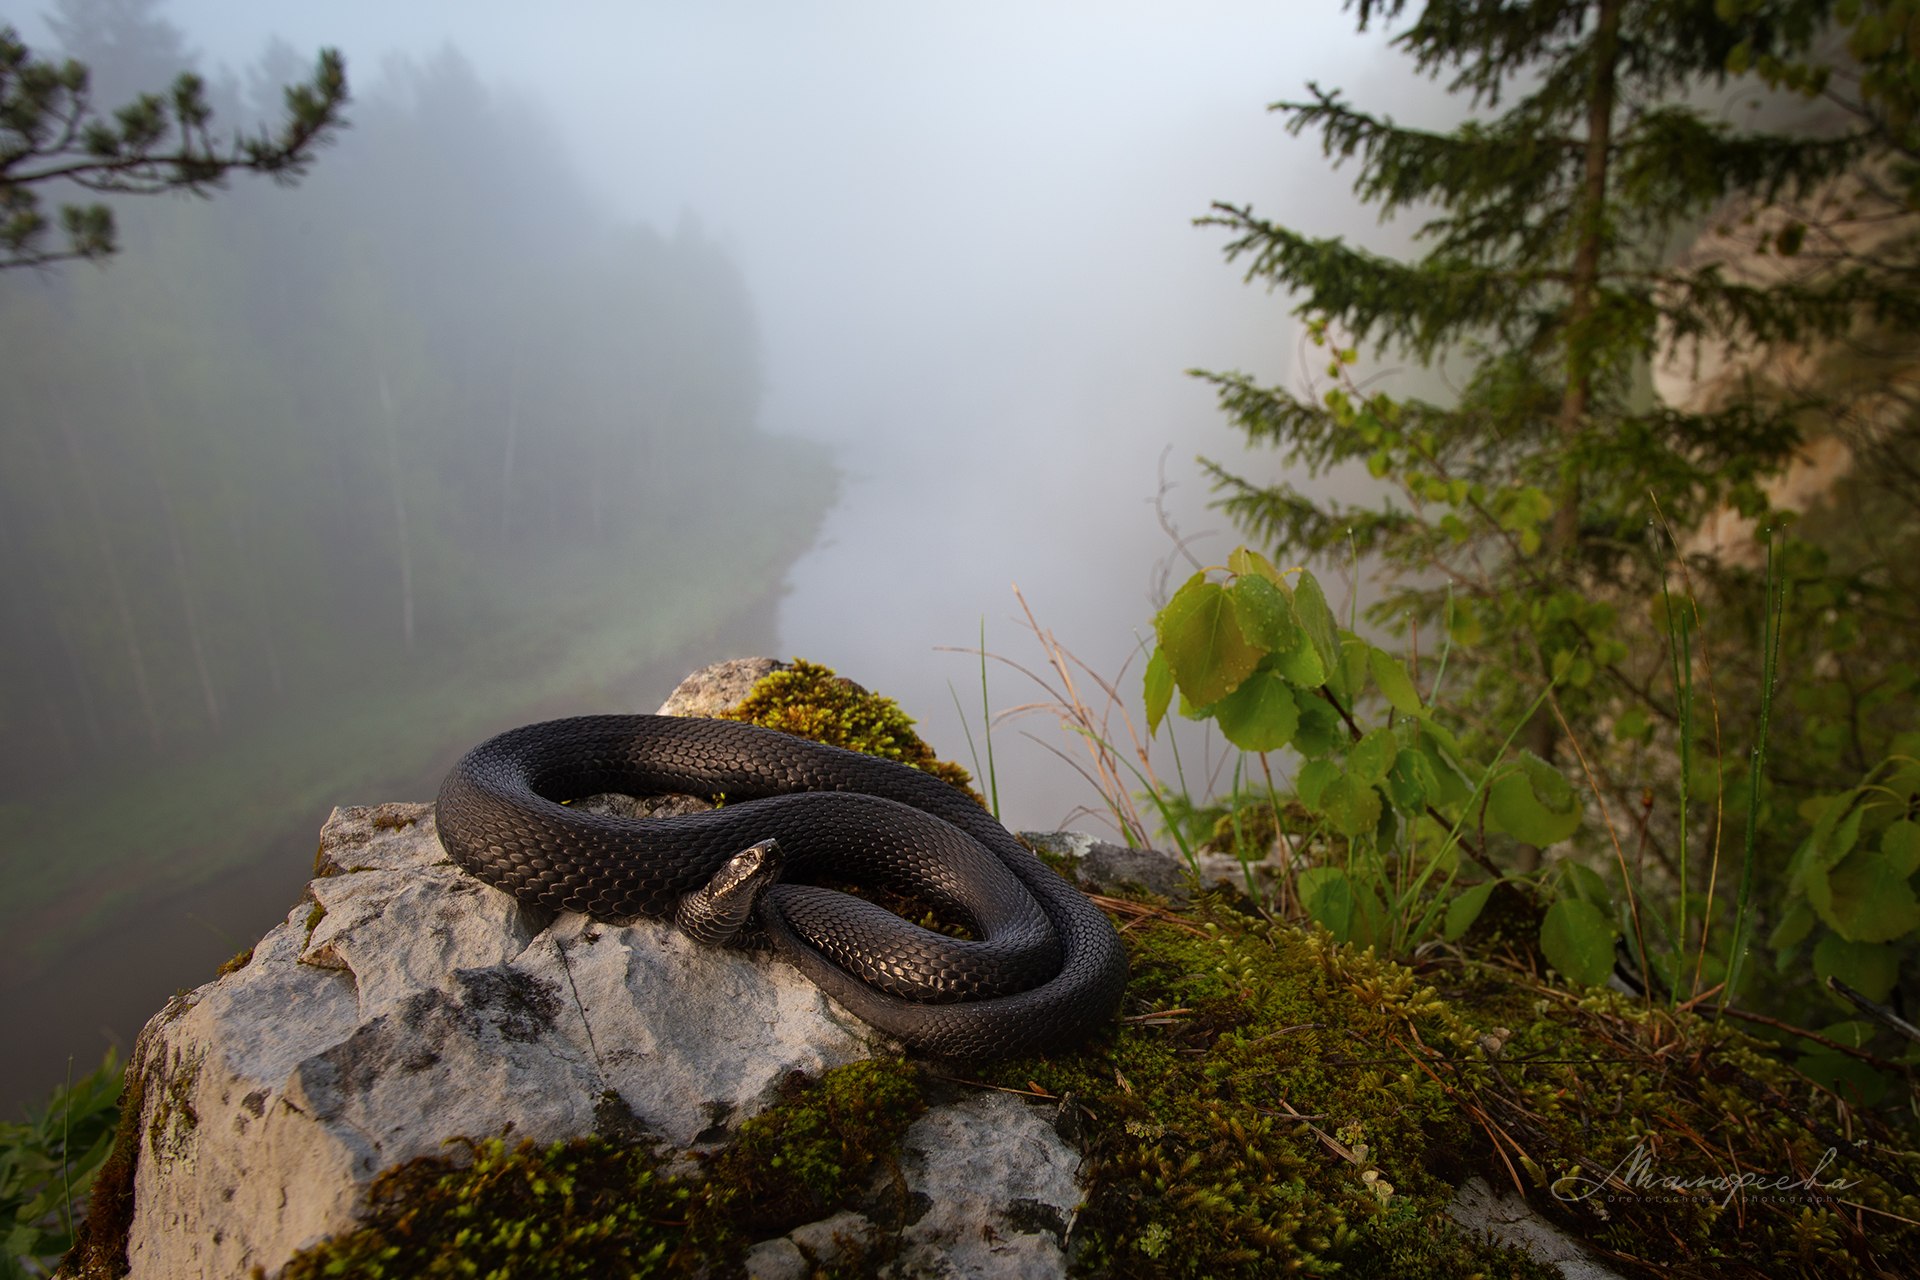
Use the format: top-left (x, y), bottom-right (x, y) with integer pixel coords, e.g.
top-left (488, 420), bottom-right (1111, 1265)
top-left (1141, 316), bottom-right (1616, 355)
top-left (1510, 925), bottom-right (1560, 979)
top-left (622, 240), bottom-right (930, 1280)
top-left (979, 617), bottom-right (999, 817)
top-left (1549, 693), bottom-right (1652, 1012)
top-left (1721, 535), bottom-right (1786, 1008)
top-left (1429, 586), bottom-right (1455, 706)
top-left (1661, 561), bottom-right (1692, 1007)
top-left (946, 681), bottom-right (988, 808)
top-left (1651, 494), bottom-right (1729, 1004)
top-left (1256, 751), bottom-right (1298, 917)
top-left (61, 1054), bottom-right (75, 1242)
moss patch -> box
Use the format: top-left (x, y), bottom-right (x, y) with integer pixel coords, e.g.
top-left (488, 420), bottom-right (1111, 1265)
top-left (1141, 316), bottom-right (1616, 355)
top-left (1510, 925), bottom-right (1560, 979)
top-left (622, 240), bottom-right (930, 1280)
top-left (722, 659), bottom-right (978, 797)
top-left (272, 1059), bottom-right (926, 1278)
top-left (59, 1060), bottom-right (145, 1279)
top-left (977, 892), bottom-right (1920, 1278)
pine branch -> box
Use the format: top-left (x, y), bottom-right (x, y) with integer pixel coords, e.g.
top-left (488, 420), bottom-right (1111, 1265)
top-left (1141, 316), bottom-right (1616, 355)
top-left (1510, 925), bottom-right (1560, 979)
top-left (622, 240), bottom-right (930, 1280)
top-left (0, 29), bottom-right (347, 269)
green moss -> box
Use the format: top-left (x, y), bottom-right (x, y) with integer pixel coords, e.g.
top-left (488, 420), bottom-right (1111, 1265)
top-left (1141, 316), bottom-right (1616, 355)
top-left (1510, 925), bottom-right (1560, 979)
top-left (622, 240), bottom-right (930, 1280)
top-left (368, 804), bottom-right (419, 831)
top-left (215, 946), bottom-right (253, 977)
top-left (57, 1057), bottom-right (144, 1280)
top-left (274, 1058), bottom-right (927, 1278)
top-left (977, 893), bottom-right (1920, 1278)
top-left (723, 659), bottom-right (978, 797)
top-left (692, 1058), bottom-right (926, 1245)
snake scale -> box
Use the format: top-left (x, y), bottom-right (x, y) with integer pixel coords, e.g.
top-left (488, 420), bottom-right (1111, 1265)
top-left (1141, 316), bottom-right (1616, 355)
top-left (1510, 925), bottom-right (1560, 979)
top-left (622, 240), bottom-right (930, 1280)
top-left (433, 714), bottom-right (1129, 1058)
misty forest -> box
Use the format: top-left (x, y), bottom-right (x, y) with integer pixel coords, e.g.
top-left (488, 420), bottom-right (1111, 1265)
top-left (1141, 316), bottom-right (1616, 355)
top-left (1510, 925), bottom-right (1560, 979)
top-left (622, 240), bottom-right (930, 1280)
top-left (0, 5), bottom-right (836, 1119)
top-left (9, 0), bottom-right (1920, 1276)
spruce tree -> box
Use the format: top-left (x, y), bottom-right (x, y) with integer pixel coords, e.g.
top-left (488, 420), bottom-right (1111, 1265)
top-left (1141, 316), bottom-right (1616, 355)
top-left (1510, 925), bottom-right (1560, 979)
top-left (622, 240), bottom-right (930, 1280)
top-left (1195, 0), bottom-right (1916, 871)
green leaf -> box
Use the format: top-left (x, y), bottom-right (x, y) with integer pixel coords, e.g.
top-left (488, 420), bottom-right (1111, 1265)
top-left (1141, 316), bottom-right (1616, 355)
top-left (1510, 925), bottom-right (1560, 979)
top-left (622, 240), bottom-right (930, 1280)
top-left (1229, 573), bottom-right (1299, 654)
top-left (1298, 867), bottom-right (1355, 943)
top-left (1272, 631), bottom-right (1327, 688)
top-left (1817, 845), bottom-right (1920, 944)
top-left (1444, 880), bottom-right (1499, 941)
top-left (1801, 801), bottom-right (1872, 923)
top-left (1768, 899), bottom-right (1815, 953)
top-left (1212, 668), bottom-right (1300, 752)
top-left (1227, 546), bottom-right (1285, 586)
top-left (1143, 647), bottom-right (1173, 736)
top-left (1347, 727), bottom-right (1396, 787)
top-left (1297, 757), bottom-right (1339, 809)
top-left (1155, 573), bottom-right (1260, 706)
top-left (1384, 748), bottom-right (1436, 812)
top-left (1291, 570), bottom-right (1341, 676)
top-left (1487, 753), bottom-right (1582, 846)
top-left (1368, 647), bottom-right (1421, 715)
top-left (1611, 705), bottom-right (1652, 744)
top-left (1319, 772), bottom-right (1383, 839)
top-left (1802, 795), bottom-right (1866, 878)
top-left (1293, 695), bottom-right (1344, 757)
top-left (1812, 935), bottom-right (1900, 1003)
top-left (1558, 860), bottom-right (1610, 907)
top-left (1330, 634), bottom-right (1370, 701)
top-left (1415, 724), bottom-right (1474, 806)
top-left (1540, 898), bottom-right (1615, 987)
top-left (1881, 819), bottom-right (1920, 876)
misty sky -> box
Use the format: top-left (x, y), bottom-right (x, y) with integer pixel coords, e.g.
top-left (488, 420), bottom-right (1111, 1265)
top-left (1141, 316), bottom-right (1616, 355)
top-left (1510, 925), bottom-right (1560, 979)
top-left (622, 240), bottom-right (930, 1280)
top-left (29, 2), bottom-right (1456, 827)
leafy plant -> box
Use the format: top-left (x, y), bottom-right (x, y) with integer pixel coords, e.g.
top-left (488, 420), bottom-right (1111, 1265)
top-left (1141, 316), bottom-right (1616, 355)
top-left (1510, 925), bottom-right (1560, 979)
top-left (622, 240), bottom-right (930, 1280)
top-left (1773, 739), bottom-right (1920, 1005)
top-left (1142, 546), bottom-right (1609, 969)
top-left (2, 1052), bottom-right (121, 1278)
top-left (1182, 0), bottom-right (1920, 1050)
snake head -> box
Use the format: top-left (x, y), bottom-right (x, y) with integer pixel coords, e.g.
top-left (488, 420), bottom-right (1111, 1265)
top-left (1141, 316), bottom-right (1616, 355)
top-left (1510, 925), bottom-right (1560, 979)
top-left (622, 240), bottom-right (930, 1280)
top-left (673, 837), bottom-right (785, 946)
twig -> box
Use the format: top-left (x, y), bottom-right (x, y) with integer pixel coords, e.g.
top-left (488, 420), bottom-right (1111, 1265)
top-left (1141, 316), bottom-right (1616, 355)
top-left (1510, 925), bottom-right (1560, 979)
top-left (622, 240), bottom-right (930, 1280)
top-left (1708, 1004), bottom-right (1910, 1074)
top-left (1826, 977), bottom-right (1920, 1047)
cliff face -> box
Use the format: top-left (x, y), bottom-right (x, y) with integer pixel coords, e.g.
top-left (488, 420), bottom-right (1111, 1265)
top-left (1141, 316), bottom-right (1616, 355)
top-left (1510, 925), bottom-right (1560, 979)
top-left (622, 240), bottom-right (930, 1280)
top-left (1653, 153), bottom-right (1920, 565)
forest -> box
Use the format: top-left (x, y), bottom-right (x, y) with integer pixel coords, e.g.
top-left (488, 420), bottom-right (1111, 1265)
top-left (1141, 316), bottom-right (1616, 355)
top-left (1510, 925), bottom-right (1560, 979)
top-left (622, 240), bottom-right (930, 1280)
top-left (0, 4), bottom-right (836, 1117)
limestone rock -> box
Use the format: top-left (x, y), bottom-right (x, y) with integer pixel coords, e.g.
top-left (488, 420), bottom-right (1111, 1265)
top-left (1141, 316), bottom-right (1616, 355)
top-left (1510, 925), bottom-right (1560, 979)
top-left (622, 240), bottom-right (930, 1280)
top-left (99, 659), bottom-right (1100, 1279)
top-left (1020, 830), bottom-right (1189, 903)
top-left (655, 655), bottom-right (786, 716)
top-left (885, 1091), bottom-right (1081, 1278)
top-left (1021, 828), bottom-right (1276, 907)
top-left (1447, 1177), bottom-right (1623, 1280)
top-left (117, 801), bottom-right (881, 1278)
top-left (748, 1091), bottom-right (1082, 1280)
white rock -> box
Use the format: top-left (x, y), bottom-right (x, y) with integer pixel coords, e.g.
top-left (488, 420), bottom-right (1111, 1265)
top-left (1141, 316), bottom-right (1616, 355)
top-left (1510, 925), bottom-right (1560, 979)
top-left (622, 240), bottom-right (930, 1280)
top-left (743, 1236), bottom-right (811, 1280)
top-left (787, 1208), bottom-right (881, 1268)
top-left (118, 801), bottom-right (881, 1278)
top-left (1447, 1176), bottom-right (1622, 1280)
top-left (104, 660), bottom-right (1103, 1280)
top-left (883, 1091), bottom-right (1081, 1279)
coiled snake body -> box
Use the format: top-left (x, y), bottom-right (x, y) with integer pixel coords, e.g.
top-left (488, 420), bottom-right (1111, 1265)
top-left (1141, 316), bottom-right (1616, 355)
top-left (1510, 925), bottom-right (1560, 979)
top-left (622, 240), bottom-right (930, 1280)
top-left (434, 715), bottom-right (1128, 1058)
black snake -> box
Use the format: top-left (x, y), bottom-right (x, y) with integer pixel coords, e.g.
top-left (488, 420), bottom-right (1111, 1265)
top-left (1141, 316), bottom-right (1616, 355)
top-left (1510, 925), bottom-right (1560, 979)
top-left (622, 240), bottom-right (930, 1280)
top-left (433, 714), bottom-right (1128, 1058)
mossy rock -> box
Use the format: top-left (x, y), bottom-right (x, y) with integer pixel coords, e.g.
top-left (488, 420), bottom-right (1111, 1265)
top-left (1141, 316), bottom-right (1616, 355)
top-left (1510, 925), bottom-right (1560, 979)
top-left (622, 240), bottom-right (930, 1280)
top-left (271, 1059), bottom-right (927, 1278)
top-left (978, 891), bottom-right (1920, 1278)
top-left (720, 658), bottom-right (979, 798)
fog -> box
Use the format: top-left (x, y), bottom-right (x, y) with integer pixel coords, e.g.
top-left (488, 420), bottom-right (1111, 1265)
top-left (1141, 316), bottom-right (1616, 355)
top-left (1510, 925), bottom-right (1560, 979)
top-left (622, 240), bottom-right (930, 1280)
top-left (166, 0), bottom-right (1430, 815)
top-left (2, 0), bottom-right (1459, 1111)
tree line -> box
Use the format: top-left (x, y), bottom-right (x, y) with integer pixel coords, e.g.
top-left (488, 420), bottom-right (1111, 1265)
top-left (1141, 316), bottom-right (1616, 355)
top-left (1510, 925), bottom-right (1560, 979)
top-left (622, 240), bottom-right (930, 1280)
top-left (0, 4), bottom-right (831, 791)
